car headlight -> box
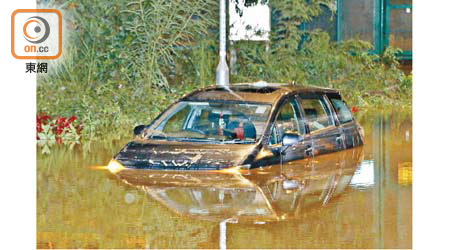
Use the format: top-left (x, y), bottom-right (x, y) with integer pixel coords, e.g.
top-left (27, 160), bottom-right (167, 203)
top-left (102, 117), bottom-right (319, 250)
top-left (107, 159), bottom-right (125, 174)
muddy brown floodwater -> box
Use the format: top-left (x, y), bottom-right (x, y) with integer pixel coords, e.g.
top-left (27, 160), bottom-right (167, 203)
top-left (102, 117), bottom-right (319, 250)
top-left (37, 110), bottom-right (412, 249)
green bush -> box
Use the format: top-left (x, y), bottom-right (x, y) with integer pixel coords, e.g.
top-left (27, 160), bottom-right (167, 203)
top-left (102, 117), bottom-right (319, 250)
top-left (37, 0), bottom-right (411, 148)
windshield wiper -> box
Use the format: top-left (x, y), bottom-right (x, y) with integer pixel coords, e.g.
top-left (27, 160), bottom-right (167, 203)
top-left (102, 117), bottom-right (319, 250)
top-left (144, 130), bottom-right (168, 139)
top-left (168, 137), bottom-right (213, 142)
top-left (221, 139), bottom-right (256, 144)
top-left (146, 135), bottom-right (255, 144)
top-left (149, 135), bottom-right (167, 140)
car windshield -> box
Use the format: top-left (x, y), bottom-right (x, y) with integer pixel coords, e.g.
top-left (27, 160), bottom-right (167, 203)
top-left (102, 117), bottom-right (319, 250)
top-left (147, 101), bottom-right (272, 144)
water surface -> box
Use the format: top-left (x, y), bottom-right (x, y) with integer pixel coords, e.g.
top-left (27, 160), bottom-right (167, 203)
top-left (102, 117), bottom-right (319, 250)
top-left (37, 110), bottom-right (412, 249)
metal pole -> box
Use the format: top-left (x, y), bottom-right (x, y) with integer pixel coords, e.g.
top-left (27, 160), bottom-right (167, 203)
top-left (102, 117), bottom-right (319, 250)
top-left (216, 0), bottom-right (229, 86)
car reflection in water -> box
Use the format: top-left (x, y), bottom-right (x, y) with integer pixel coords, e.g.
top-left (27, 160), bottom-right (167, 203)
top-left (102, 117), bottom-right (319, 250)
top-left (114, 146), bottom-right (363, 223)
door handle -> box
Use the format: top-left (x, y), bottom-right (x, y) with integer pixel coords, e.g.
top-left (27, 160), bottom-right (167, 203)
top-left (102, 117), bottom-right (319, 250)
top-left (305, 145), bottom-right (313, 156)
top-left (336, 135), bottom-right (344, 143)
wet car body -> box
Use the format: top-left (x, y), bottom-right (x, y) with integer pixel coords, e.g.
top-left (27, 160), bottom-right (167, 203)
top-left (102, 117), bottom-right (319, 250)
top-left (113, 83), bottom-right (364, 171)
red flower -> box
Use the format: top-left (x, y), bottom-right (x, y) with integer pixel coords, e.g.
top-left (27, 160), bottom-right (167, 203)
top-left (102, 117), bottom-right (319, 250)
top-left (40, 115), bottom-right (51, 121)
top-left (37, 115), bottom-right (51, 126)
top-left (37, 117), bottom-right (43, 134)
top-left (56, 117), bottom-right (66, 125)
top-left (36, 114), bottom-right (82, 144)
top-left (55, 127), bottom-right (63, 135)
top-left (68, 116), bottom-right (77, 123)
top-left (351, 106), bottom-right (358, 113)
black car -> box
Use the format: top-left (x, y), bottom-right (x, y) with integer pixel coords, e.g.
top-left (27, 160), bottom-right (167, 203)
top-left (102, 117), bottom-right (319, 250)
top-left (107, 82), bottom-right (364, 173)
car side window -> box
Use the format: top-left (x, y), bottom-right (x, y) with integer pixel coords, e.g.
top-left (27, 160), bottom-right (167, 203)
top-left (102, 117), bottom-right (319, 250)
top-left (162, 105), bottom-right (190, 133)
top-left (270, 98), bottom-right (304, 144)
top-left (329, 98), bottom-right (354, 124)
top-left (298, 96), bottom-right (334, 132)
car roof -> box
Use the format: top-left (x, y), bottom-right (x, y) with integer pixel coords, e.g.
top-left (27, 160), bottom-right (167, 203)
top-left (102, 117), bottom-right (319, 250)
top-left (180, 82), bottom-right (340, 104)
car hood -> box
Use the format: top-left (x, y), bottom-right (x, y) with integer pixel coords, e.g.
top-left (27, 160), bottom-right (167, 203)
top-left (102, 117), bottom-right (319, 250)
top-left (115, 139), bottom-right (258, 170)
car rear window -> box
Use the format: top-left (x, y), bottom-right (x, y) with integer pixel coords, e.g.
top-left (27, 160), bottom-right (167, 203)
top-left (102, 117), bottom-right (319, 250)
top-left (329, 98), bottom-right (353, 124)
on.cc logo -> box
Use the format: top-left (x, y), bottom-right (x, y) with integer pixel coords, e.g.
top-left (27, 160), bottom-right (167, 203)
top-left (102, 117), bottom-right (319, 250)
top-left (23, 16), bottom-right (50, 44)
top-left (11, 9), bottom-right (62, 59)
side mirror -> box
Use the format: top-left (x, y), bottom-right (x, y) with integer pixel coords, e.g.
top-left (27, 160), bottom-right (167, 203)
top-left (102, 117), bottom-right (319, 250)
top-left (133, 125), bottom-right (146, 136)
top-left (281, 132), bottom-right (301, 147)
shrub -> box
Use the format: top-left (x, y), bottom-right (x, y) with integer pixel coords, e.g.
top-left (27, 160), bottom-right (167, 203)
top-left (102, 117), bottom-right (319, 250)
top-left (37, 0), bottom-right (411, 152)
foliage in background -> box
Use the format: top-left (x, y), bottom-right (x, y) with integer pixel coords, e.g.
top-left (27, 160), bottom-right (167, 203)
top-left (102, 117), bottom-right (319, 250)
top-left (37, 0), bottom-right (411, 151)
top-left (38, 0), bottom-right (219, 148)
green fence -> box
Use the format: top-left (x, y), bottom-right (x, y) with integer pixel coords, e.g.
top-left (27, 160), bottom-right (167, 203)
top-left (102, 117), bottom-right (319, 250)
top-left (305, 0), bottom-right (412, 60)
top-left (384, 0), bottom-right (412, 59)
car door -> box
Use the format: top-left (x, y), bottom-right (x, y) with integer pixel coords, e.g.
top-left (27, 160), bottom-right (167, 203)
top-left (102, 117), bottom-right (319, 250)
top-left (326, 93), bottom-right (364, 148)
top-left (252, 96), bottom-right (313, 168)
top-left (268, 96), bottom-right (313, 163)
top-left (297, 94), bottom-right (345, 156)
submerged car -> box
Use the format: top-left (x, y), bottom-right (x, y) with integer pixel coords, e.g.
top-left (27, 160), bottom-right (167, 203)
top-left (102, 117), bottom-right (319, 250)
top-left (115, 147), bottom-right (364, 222)
top-left (109, 82), bottom-right (364, 172)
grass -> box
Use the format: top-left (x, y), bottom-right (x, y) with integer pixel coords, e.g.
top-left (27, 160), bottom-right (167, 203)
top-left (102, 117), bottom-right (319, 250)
top-left (37, 0), bottom-right (411, 151)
